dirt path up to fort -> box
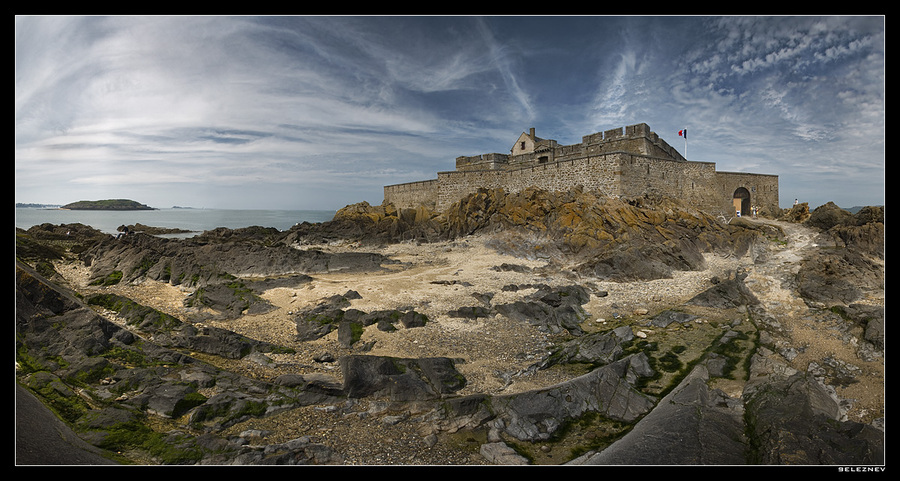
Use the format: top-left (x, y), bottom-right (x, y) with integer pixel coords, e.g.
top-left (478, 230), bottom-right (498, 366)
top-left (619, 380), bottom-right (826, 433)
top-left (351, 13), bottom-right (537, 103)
top-left (741, 220), bottom-right (884, 425)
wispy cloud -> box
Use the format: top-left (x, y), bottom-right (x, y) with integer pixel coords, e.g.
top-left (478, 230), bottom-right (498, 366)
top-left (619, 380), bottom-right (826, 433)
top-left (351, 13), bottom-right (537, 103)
top-left (16, 16), bottom-right (884, 210)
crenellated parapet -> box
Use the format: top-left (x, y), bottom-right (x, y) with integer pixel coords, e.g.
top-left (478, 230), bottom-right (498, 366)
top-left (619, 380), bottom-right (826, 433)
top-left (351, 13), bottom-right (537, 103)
top-left (455, 123), bottom-right (687, 173)
top-left (455, 152), bottom-right (510, 171)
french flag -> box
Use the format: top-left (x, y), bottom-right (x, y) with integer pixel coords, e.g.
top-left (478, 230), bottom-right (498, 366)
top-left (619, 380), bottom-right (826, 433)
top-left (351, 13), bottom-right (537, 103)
top-left (678, 129), bottom-right (687, 139)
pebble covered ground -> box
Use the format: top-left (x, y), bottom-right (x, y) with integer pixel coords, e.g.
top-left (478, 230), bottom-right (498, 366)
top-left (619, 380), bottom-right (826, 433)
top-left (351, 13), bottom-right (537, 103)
top-left (56, 220), bottom-right (884, 465)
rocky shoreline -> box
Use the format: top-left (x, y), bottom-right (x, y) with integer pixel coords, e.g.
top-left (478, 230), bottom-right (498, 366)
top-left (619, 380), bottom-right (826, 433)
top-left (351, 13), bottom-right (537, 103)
top-left (16, 191), bottom-right (884, 465)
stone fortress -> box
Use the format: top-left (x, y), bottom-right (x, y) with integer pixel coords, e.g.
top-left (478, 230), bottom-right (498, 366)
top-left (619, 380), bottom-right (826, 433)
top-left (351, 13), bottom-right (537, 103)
top-left (383, 123), bottom-right (779, 217)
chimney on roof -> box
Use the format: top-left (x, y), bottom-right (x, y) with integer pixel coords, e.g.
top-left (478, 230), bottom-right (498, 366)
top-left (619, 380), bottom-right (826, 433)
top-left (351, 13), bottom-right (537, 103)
top-left (529, 127), bottom-right (535, 139)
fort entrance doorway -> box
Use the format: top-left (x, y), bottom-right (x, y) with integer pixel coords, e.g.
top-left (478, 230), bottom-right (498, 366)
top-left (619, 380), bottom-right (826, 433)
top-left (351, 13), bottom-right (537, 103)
top-left (733, 187), bottom-right (751, 216)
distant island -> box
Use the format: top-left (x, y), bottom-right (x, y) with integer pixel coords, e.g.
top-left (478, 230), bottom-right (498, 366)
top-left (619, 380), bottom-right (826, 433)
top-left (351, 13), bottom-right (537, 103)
top-left (61, 199), bottom-right (155, 211)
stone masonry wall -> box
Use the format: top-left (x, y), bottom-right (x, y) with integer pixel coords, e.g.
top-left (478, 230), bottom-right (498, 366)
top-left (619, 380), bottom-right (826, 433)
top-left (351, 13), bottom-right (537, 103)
top-left (384, 153), bottom-right (779, 215)
top-left (383, 123), bottom-right (779, 216)
top-left (433, 153), bottom-right (626, 210)
top-left (715, 171), bottom-right (781, 216)
top-left (382, 179), bottom-right (439, 210)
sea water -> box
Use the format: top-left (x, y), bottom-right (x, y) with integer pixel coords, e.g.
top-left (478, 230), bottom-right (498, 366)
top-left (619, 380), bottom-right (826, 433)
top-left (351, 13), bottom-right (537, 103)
top-left (15, 207), bottom-right (336, 237)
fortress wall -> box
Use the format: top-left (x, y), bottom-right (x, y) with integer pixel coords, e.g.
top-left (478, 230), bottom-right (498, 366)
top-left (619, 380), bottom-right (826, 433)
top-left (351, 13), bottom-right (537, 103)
top-left (502, 154), bottom-right (623, 196)
top-left (434, 169), bottom-right (509, 210)
top-left (615, 157), bottom-right (782, 214)
top-left (383, 123), bottom-right (779, 216)
top-left (554, 143), bottom-right (584, 160)
top-left (384, 155), bottom-right (780, 216)
top-left (454, 123), bottom-right (686, 172)
top-left (507, 151), bottom-right (544, 168)
top-left (618, 154), bottom-right (686, 198)
top-left (383, 179), bottom-right (439, 210)
top-left (456, 153), bottom-right (509, 171)
top-left (715, 171), bottom-right (781, 216)
top-left (430, 153), bottom-right (626, 211)
top-left (579, 123), bottom-right (686, 162)
top-left (678, 161), bottom-right (725, 213)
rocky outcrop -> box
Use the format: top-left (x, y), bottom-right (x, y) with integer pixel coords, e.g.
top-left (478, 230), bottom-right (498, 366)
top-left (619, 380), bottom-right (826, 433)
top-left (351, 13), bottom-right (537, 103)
top-left (340, 355), bottom-right (467, 401)
top-left (81, 230), bottom-right (392, 288)
top-left (293, 291), bottom-right (429, 344)
top-left (38, 186), bottom-right (776, 292)
top-left (84, 292), bottom-right (286, 359)
top-left (16, 190), bottom-right (884, 466)
top-left (571, 364), bottom-right (748, 465)
top-left (742, 367), bottom-right (884, 465)
top-left (572, 340), bottom-right (884, 465)
top-left (17, 223), bottom-right (110, 268)
top-left (536, 325), bottom-right (635, 369)
top-left (16, 260), bottom-right (346, 464)
top-left (490, 284), bottom-right (591, 336)
top-left (489, 353), bottom-right (657, 440)
top-left (791, 203), bottom-right (884, 308)
top-left (69, 228), bottom-right (393, 321)
top-left (807, 202), bottom-right (884, 258)
top-left (796, 248), bottom-right (884, 306)
top-left (779, 202), bottom-right (811, 223)
top-left (430, 352), bottom-right (657, 443)
top-left (687, 268), bottom-right (760, 309)
top-left (289, 187), bottom-right (771, 281)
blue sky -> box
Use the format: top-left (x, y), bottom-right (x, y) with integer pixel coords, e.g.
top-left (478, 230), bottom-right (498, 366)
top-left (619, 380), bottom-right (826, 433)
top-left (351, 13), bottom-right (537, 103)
top-left (15, 16), bottom-right (884, 210)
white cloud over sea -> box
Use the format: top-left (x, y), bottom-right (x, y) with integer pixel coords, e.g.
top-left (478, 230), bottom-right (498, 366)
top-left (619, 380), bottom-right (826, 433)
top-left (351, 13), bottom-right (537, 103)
top-left (16, 15), bottom-right (884, 210)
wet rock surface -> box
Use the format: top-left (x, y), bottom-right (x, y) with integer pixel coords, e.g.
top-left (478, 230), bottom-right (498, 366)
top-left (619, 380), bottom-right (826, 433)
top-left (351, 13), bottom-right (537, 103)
top-left (16, 190), bottom-right (884, 465)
